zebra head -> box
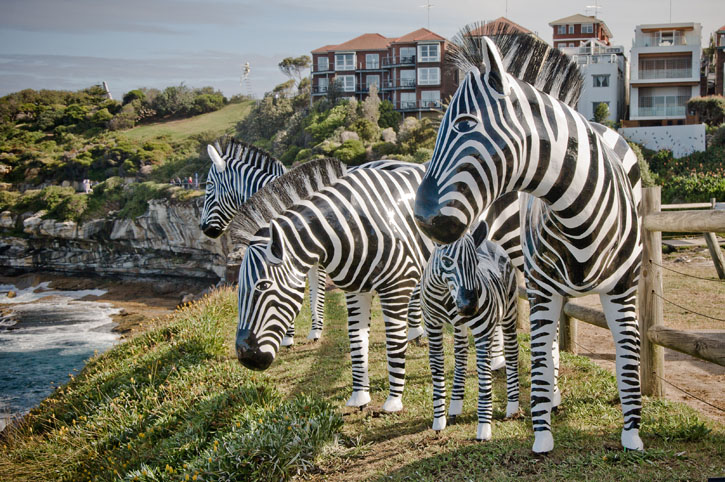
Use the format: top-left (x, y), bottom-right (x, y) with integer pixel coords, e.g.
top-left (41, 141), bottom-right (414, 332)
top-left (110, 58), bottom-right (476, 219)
top-left (415, 37), bottom-right (518, 245)
top-left (235, 222), bottom-right (308, 371)
top-left (430, 221), bottom-right (490, 317)
top-left (200, 144), bottom-right (239, 238)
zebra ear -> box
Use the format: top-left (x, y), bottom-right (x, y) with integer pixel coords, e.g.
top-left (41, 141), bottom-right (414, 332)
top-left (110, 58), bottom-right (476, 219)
top-left (207, 144), bottom-right (226, 172)
top-left (481, 37), bottom-right (511, 97)
top-left (471, 220), bottom-right (489, 247)
top-left (266, 220), bottom-right (285, 265)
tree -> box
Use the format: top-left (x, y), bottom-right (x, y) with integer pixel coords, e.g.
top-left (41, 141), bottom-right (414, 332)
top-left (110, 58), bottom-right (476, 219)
top-left (278, 55), bottom-right (312, 87)
top-left (593, 102), bottom-right (610, 123)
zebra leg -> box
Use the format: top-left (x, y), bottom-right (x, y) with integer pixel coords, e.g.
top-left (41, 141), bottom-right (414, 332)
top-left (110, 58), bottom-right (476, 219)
top-left (449, 324), bottom-right (468, 418)
top-left (490, 325), bottom-right (505, 371)
top-left (407, 283), bottom-right (426, 341)
top-left (345, 292), bottom-right (373, 408)
top-left (502, 312), bottom-right (520, 418)
top-left (426, 319), bottom-right (447, 431)
top-left (528, 289), bottom-right (565, 454)
top-left (552, 323), bottom-right (561, 408)
top-left (282, 321), bottom-right (295, 347)
top-left (474, 332), bottom-right (494, 441)
top-left (307, 264), bottom-right (326, 341)
top-left (378, 290), bottom-right (411, 412)
top-left (600, 289), bottom-right (643, 451)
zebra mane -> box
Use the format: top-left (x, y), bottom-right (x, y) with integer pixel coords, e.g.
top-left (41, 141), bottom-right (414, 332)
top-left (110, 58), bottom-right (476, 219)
top-left (449, 22), bottom-right (583, 107)
top-left (212, 135), bottom-right (286, 176)
top-left (230, 157), bottom-right (347, 248)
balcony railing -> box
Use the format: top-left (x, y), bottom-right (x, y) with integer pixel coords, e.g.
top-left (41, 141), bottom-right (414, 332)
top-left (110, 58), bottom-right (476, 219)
top-left (312, 85), bottom-right (329, 94)
top-left (638, 95), bottom-right (690, 117)
top-left (636, 31), bottom-right (687, 47)
top-left (382, 79), bottom-right (417, 90)
top-left (382, 55), bottom-right (416, 67)
top-left (574, 54), bottom-right (619, 65)
top-left (357, 61), bottom-right (382, 70)
top-left (394, 99), bottom-right (442, 111)
top-left (639, 68), bottom-right (693, 80)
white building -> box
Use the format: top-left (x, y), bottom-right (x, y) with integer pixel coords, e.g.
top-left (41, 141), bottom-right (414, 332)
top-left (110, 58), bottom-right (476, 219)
top-left (629, 22), bottom-right (702, 125)
top-left (560, 39), bottom-right (628, 122)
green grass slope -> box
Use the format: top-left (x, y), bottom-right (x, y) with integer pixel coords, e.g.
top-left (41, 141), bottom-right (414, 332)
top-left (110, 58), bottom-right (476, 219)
top-left (123, 101), bottom-right (254, 142)
top-left (1, 287), bottom-right (723, 481)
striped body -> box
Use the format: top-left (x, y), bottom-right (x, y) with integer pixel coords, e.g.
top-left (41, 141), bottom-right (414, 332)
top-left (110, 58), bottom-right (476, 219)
top-left (414, 37), bottom-right (643, 453)
top-left (421, 228), bottom-right (519, 440)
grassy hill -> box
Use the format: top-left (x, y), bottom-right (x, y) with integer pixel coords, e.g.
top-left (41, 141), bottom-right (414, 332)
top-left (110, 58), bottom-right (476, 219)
top-left (1, 286), bottom-right (723, 481)
top-left (123, 101), bottom-right (254, 142)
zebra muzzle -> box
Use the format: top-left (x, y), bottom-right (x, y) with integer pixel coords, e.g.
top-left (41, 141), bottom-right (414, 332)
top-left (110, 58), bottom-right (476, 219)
top-left (414, 177), bottom-right (468, 244)
top-left (236, 329), bottom-right (274, 371)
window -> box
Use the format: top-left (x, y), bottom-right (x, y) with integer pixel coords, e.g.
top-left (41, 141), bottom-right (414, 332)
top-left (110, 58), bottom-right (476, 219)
top-left (400, 47), bottom-right (416, 63)
top-left (569, 43), bottom-right (576, 47)
top-left (400, 92), bottom-right (416, 109)
top-left (365, 75), bottom-right (380, 91)
top-left (365, 53), bottom-right (379, 69)
top-left (568, 25), bottom-right (574, 34)
top-left (638, 86), bottom-right (691, 117)
top-left (336, 75), bottom-right (355, 92)
top-left (557, 25), bottom-right (566, 35)
top-left (317, 56), bottom-right (329, 72)
top-left (335, 53), bottom-right (354, 71)
top-left (420, 90), bottom-right (441, 108)
top-left (582, 23), bottom-right (593, 34)
top-left (400, 69), bottom-right (416, 87)
top-left (418, 67), bottom-right (440, 85)
top-left (638, 55), bottom-right (692, 79)
top-left (418, 43), bottom-right (440, 62)
top-left (659, 31), bottom-right (674, 46)
top-left (317, 77), bottom-right (329, 93)
top-left (593, 74), bottom-right (610, 87)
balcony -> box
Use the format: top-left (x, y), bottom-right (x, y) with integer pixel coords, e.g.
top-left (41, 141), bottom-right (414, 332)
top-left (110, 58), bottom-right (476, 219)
top-left (574, 54), bottom-right (619, 65)
top-left (639, 67), bottom-right (693, 80)
top-left (638, 95), bottom-right (690, 117)
top-left (357, 61), bottom-right (383, 71)
top-left (636, 31), bottom-right (688, 48)
top-left (382, 55), bottom-right (416, 67)
top-left (381, 79), bottom-right (417, 90)
top-left (312, 85), bottom-right (329, 95)
top-left (356, 82), bottom-right (381, 94)
top-left (394, 99), bottom-right (442, 111)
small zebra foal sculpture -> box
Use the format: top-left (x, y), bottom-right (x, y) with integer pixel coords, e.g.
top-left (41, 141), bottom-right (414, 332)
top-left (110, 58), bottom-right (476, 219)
top-left (200, 138), bottom-right (327, 344)
top-left (414, 26), bottom-right (643, 453)
top-left (421, 221), bottom-right (519, 441)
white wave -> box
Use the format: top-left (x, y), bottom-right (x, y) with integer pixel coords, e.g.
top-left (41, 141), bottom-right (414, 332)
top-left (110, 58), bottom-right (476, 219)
top-left (0, 282), bottom-right (107, 304)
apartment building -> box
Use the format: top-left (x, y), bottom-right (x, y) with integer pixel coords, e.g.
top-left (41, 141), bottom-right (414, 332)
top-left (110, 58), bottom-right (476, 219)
top-left (310, 28), bottom-right (458, 117)
top-left (465, 16), bottom-right (537, 37)
top-left (628, 22), bottom-right (702, 126)
top-left (559, 39), bottom-right (628, 122)
top-left (716, 25), bottom-right (725, 96)
top-left (549, 14), bottom-right (612, 49)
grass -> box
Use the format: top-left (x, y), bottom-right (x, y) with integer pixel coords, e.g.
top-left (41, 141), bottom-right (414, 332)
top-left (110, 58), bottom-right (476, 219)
top-left (1, 285), bottom-right (723, 481)
top-left (122, 102), bottom-right (254, 142)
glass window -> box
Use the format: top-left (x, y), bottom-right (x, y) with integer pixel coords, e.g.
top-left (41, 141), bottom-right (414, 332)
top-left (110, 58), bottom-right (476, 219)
top-left (593, 74), bottom-right (610, 87)
top-left (335, 53), bottom-right (354, 71)
top-left (318, 77), bottom-right (329, 93)
top-left (366, 75), bottom-right (380, 90)
top-left (557, 25), bottom-right (566, 34)
top-left (366, 54), bottom-right (379, 69)
top-left (400, 69), bottom-right (416, 87)
top-left (400, 92), bottom-right (416, 109)
top-left (317, 56), bottom-right (329, 72)
top-left (582, 24), bottom-right (593, 34)
top-left (569, 43), bottom-right (576, 47)
top-left (400, 47), bottom-right (416, 63)
top-left (418, 43), bottom-right (440, 62)
top-left (568, 25), bottom-right (575, 34)
top-left (420, 90), bottom-right (440, 108)
top-left (418, 67), bottom-right (440, 85)
top-left (336, 75), bottom-right (355, 92)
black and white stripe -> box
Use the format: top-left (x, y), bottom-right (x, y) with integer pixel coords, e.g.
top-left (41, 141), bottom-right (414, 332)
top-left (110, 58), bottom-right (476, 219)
top-left (414, 32), bottom-right (643, 453)
top-left (421, 222), bottom-right (519, 441)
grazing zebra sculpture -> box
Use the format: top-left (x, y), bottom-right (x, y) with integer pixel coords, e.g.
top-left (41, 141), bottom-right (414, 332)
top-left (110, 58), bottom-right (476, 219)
top-left (421, 220), bottom-right (519, 441)
top-left (414, 27), bottom-right (643, 453)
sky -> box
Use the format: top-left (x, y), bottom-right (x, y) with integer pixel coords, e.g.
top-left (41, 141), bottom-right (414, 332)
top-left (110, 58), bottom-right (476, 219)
top-left (0, 0), bottom-right (722, 100)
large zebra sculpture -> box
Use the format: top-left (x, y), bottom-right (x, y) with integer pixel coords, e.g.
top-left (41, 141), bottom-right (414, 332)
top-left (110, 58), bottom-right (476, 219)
top-left (421, 220), bottom-right (519, 441)
top-left (414, 27), bottom-right (643, 453)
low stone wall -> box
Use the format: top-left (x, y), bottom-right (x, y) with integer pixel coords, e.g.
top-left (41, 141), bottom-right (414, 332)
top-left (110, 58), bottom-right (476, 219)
top-left (0, 197), bottom-right (232, 281)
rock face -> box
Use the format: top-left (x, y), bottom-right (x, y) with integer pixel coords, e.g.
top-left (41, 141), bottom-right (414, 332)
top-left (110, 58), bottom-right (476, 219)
top-left (0, 197), bottom-right (232, 281)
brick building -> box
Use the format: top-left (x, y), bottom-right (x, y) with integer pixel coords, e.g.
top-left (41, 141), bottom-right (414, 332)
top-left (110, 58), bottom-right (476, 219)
top-left (549, 14), bottom-right (612, 49)
top-left (310, 28), bottom-right (458, 117)
top-left (715, 25), bottom-right (725, 96)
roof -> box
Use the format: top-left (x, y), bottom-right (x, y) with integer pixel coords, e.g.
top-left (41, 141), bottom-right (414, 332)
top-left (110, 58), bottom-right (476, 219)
top-left (311, 33), bottom-right (392, 54)
top-left (548, 13), bottom-right (613, 38)
top-left (392, 28), bottom-right (446, 44)
top-left (311, 44), bottom-right (337, 54)
top-left (716, 25), bottom-right (725, 32)
top-left (467, 17), bottom-right (533, 35)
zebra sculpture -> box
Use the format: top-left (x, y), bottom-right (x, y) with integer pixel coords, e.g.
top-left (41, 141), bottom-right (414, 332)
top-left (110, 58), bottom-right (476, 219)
top-left (421, 220), bottom-right (519, 441)
top-left (414, 26), bottom-right (643, 453)
top-left (200, 138), bottom-right (326, 344)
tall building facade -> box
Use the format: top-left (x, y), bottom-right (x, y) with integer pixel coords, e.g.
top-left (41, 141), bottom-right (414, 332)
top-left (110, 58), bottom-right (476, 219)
top-left (310, 28), bottom-right (458, 117)
top-left (628, 22), bottom-right (702, 126)
top-left (549, 14), bottom-right (612, 48)
top-left (715, 25), bottom-right (725, 96)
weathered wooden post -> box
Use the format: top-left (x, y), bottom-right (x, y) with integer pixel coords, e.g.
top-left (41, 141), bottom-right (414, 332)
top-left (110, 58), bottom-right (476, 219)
top-left (638, 186), bottom-right (665, 397)
top-left (703, 198), bottom-right (725, 280)
top-left (515, 269), bottom-right (529, 331)
top-left (559, 299), bottom-right (577, 354)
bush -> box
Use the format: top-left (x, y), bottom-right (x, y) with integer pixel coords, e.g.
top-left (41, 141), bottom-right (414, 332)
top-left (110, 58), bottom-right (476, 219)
top-left (687, 96), bottom-right (725, 126)
top-left (710, 124), bottom-right (725, 148)
top-left (628, 143), bottom-right (655, 188)
top-left (47, 193), bottom-right (88, 221)
top-left (378, 100), bottom-right (401, 131)
top-left (333, 139), bottom-right (366, 165)
top-left (0, 190), bottom-right (19, 212)
top-left (661, 173), bottom-right (725, 204)
top-left (413, 147), bottom-right (433, 164)
top-left (371, 141), bottom-right (399, 158)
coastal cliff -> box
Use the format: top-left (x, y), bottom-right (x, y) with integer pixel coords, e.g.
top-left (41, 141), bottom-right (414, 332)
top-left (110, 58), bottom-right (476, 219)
top-left (0, 197), bottom-right (231, 281)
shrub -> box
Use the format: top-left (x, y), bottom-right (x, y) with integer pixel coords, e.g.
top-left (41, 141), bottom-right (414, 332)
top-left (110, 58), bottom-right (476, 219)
top-left (661, 173), bottom-right (725, 204)
top-left (413, 147), bottom-right (433, 164)
top-left (593, 102), bottom-right (610, 123)
top-left (47, 193), bottom-right (88, 221)
top-left (378, 100), bottom-right (401, 131)
top-left (0, 190), bottom-right (19, 212)
top-left (333, 139), bottom-right (366, 165)
top-left (122, 89), bottom-right (145, 105)
top-left (710, 124), bottom-right (725, 148)
top-left (687, 96), bottom-right (725, 126)
top-left (628, 142), bottom-right (655, 188)
top-left (371, 141), bottom-right (399, 158)
top-left (280, 145), bottom-right (300, 165)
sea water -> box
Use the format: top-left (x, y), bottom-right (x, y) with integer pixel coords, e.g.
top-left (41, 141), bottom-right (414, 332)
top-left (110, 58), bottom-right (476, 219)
top-left (0, 282), bottom-right (121, 430)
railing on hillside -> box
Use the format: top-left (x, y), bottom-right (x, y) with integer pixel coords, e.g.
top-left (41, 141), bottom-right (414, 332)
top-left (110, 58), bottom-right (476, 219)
top-left (515, 187), bottom-right (725, 400)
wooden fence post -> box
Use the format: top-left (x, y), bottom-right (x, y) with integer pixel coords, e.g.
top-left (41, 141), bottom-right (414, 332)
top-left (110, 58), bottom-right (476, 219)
top-left (515, 269), bottom-right (529, 331)
top-left (704, 198), bottom-right (725, 280)
top-left (559, 300), bottom-right (578, 354)
top-left (638, 187), bottom-right (665, 398)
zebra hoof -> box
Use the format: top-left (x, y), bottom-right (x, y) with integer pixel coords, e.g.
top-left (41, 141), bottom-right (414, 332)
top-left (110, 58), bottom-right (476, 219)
top-left (382, 396), bottom-right (403, 412)
top-left (281, 336), bottom-right (294, 347)
top-left (407, 326), bottom-right (426, 341)
top-left (346, 391), bottom-right (371, 408)
top-left (476, 423), bottom-right (492, 441)
top-left (532, 431), bottom-right (554, 453)
top-left (552, 387), bottom-right (562, 408)
top-left (505, 401), bottom-right (519, 418)
top-left (448, 399), bottom-right (463, 416)
top-left (432, 416), bottom-right (446, 432)
top-left (307, 329), bottom-right (322, 341)
top-left (490, 355), bottom-right (506, 371)
top-left (621, 428), bottom-right (644, 451)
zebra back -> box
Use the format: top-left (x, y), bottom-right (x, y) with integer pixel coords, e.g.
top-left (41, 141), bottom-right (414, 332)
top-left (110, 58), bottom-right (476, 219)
top-left (211, 136), bottom-right (286, 177)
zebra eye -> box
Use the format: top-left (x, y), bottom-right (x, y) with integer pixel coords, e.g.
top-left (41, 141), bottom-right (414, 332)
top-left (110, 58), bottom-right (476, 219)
top-left (441, 256), bottom-right (455, 269)
top-left (255, 280), bottom-right (273, 292)
top-left (453, 116), bottom-right (478, 134)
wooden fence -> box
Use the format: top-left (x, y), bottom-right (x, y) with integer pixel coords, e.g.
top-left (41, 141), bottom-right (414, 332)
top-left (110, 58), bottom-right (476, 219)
top-left (516, 187), bottom-right (725, 398)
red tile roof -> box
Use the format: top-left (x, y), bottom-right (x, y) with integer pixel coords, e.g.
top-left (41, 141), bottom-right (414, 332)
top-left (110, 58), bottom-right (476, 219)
top-left (718, 25), bottom-right (725, 32)
top-left (311, 44), bottom-right (337, 54)
top-left (392, 28), bottom-right (446, 44)
top-left (467, 17), bottom-right (533, 36)
top-left (312, 33), bottom-right (394, 53)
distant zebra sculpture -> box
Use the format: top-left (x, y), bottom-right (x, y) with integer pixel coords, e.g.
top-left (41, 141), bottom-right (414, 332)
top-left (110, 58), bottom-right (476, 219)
top-left (421, 221), bottom-right (519, 441)
top-left (414, 25), bottom-right (643, 453)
